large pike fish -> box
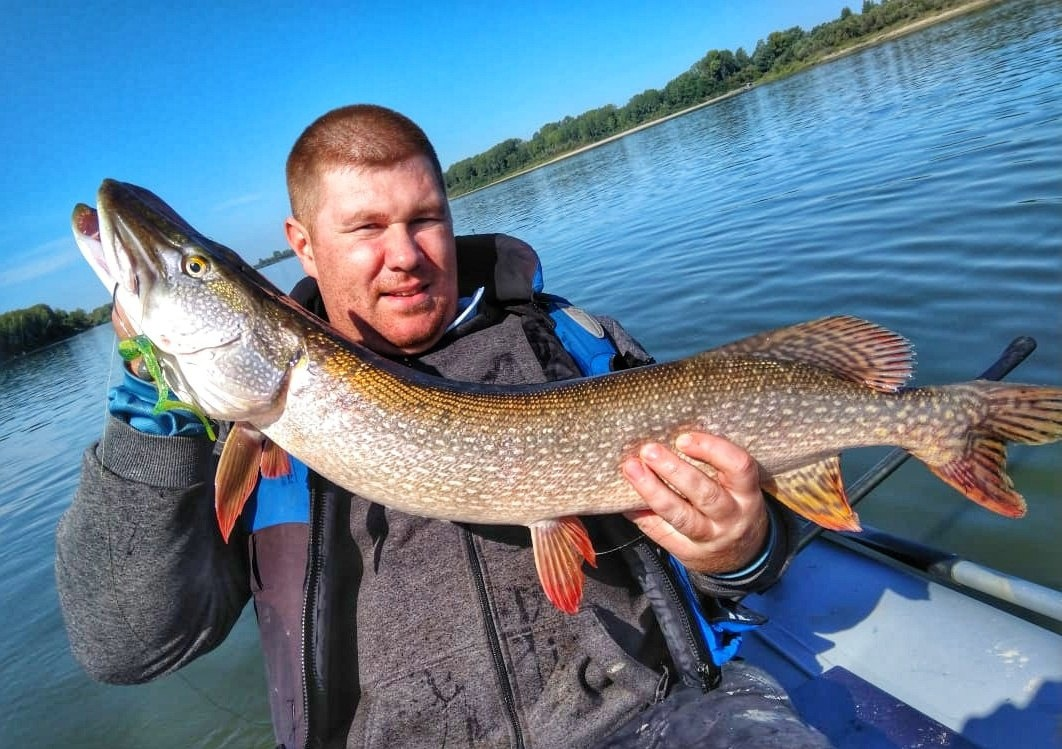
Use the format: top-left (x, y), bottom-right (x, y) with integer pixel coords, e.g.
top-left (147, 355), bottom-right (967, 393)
top-left (73, 180), bottom-right (1062, 614)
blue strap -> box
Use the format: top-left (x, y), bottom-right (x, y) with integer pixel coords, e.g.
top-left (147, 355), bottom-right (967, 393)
top-left (531, 292), bottom-right (615, 376)
top-left (532, 264), bottom-right (616, 377)
top-left (666, 555), bottom-right (762, 665)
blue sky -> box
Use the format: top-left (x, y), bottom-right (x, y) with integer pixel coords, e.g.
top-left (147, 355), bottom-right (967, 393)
top-left (1, 0), bottom-right (848, 314)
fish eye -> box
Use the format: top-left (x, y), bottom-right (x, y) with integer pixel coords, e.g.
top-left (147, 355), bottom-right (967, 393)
top-left (183, 254), bottom-right (210, 277)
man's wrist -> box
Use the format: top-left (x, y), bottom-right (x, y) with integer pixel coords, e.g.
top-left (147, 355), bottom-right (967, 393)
top-left (686, 500), bottom-right (797, 596)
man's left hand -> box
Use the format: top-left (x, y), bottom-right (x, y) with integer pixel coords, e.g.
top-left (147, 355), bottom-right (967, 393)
top-left (621, 432), bottom-right (769, 575)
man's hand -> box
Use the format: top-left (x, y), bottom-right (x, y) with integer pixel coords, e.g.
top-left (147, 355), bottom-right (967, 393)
top-left (622, 433), bottom-right (769, 575)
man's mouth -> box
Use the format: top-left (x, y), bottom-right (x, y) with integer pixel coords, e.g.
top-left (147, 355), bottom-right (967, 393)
top-left (382, 283), bottom-right (429, 299)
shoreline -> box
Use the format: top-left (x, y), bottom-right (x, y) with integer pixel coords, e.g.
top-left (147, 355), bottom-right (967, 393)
top-left (451, 0), bottom-right (1004, 199)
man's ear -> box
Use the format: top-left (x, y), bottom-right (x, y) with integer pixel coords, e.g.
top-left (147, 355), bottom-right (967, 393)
top-left (285, 216), bottom-right (318, 278)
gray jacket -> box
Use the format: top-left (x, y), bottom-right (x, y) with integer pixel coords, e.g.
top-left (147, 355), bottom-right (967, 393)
top-left (56, 235), bottom-right (795, 749)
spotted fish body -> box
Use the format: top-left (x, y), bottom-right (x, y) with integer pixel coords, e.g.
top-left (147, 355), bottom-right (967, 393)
top-left (72, 180), bottom-right (1062, 613)
top-left (262, 327), bottom-right (1040, 527)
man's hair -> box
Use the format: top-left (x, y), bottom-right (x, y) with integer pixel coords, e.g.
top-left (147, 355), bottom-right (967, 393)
top-left (286, 104), bottom-right (446, 223)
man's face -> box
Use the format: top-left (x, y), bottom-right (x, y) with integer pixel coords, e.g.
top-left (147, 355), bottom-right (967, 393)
top-left (286, 156), bottom-right (458, 356)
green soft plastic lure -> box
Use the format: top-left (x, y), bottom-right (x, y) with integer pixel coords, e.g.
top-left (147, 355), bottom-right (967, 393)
top-left (118, 335), bottom-right (217, 441)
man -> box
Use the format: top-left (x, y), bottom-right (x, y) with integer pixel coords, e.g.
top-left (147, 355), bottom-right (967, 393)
top-left (57, 104), bottom-right (828, 748)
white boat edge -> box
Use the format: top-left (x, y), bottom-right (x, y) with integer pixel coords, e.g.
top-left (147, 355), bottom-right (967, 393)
top-left (743, 534), bottom-right (1062, 748)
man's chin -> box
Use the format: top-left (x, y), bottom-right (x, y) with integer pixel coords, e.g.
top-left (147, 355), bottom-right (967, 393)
top-left (356, 321), bottom-right (445, 357)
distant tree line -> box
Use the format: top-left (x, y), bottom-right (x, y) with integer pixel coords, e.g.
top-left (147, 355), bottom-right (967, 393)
top-left (0, 303), bottom-right (113, 360)
top-left (444, 0), bottom-right (975, 195)
top-left (255, 248), bottom-right (295, 268)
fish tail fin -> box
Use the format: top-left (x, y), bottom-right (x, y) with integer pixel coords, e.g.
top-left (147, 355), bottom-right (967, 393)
top-left (529, 517), bottom-right (597, 614)
top-left (914, 383), bottom-right (1062, 518)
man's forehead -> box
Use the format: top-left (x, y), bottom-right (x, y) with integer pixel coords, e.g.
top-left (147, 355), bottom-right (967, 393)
top-left (313, 161), bottom-right (449, 219)
top-left (322, 154), bottom-right (439, 183)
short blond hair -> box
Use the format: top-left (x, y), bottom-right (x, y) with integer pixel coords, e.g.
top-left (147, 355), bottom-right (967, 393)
top-left (286, 104), bottom-right (446, 223)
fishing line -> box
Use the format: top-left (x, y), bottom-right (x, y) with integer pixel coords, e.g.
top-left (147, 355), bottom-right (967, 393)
top-left (96, 283), bottom-right (123, 472)
top-left (594, 531), bottom-right (648, 556)
top-left (97, 335), bottom-right (119, 471)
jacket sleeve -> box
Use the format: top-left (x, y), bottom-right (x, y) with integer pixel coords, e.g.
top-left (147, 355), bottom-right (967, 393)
top-left (55, 414), bottom-right (251, 684)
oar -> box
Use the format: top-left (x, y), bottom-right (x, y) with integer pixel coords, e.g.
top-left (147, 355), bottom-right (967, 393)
top-left (829, 523), bottom-right (1062, 624)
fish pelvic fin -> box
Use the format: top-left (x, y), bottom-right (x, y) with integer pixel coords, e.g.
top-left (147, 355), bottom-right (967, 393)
top-left (763, 456), bottom-right (861, 531)
top-left (260, 440), bottom-right (292, 480)
top-left (529, 517), bottom-right (597, 614)
top-left (215, 422), bottom-right (267, 542)
top-left (913, 383), bottom-right (1062, 518)
top-left (709, 315), bottom-right (913, 392)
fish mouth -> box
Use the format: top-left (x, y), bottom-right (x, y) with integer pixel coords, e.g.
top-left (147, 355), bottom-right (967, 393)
top-left (71, 179), bottom-right (241, 354)
top-left (71, 181), bottom-right (165, 335)
top-left (72, 202), bottom-right (125, 304)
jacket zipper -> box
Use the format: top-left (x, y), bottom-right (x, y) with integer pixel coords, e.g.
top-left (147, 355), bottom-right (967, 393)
top-left (462, 526), bottom-right (525, 748)
top-left (300, 479), bottom-right (327, 749)
top-left (637, 539), bottom-right (721, 692)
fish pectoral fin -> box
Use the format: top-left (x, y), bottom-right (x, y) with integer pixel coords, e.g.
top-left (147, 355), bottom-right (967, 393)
top-left (260, 439), bottom-right (292, 479)
top-left (763, 456), bottom-right (861, 531)
top-left (529, 517), bottom-right (597, 615)
top-left (215, 422), bottom-right (265, 542)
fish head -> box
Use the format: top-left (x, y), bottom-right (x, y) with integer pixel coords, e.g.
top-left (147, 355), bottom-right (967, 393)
top-left (72, 179), bottom-right (300, 423)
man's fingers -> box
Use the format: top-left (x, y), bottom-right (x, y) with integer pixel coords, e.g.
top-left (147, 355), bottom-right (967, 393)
top-left (621, 434), bottom-right (771, 573)
top-left (674, 433), bottom-right (761, 495)
top-left (623, 445), bottom-right (716, 538)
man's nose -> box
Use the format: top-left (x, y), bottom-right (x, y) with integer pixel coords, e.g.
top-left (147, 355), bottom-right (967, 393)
top-left (383, 226), bottom-right (423, 270)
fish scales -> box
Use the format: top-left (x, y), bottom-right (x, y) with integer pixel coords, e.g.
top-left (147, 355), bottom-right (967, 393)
top-left (264, 337), bottom-right (976, 525)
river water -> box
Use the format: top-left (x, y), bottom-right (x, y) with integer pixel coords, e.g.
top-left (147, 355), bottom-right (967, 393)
top-left (2, 1), bottom-right (1058, 745)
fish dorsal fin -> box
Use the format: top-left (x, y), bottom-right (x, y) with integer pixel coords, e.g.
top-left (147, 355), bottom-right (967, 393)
top-left (709, 315), bottom-right (913, 392)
